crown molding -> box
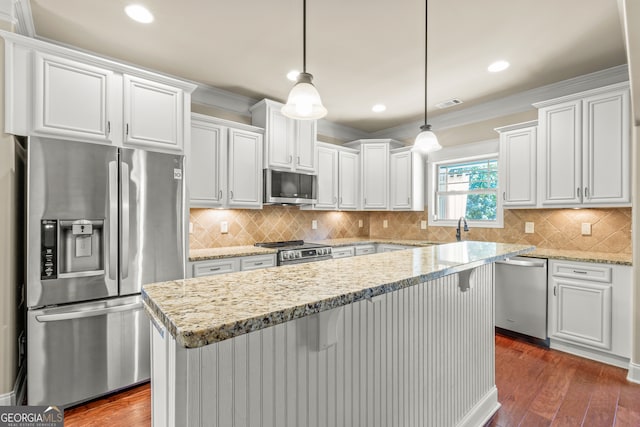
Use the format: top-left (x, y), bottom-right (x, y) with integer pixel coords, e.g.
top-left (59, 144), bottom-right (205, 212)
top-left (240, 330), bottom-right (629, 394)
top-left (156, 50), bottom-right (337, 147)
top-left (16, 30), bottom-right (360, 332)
top-left (12, 0), bottom-right (34, 36)
top-left (192, 84), bottom-right (257, 117)
top-left (0, 0), bottom-right (15, 28)
top-left (372, 64), bottom-right (630, 140)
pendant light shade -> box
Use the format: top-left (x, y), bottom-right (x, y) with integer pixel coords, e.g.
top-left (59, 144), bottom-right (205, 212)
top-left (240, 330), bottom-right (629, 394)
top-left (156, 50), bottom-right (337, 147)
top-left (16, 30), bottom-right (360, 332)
top-left (282, 0), bottom-right (327, 120)
top-left (412, 0), bottom-right (441, 154)
top-left (282, 72), bottom-right (327, 119)
top-left (413, 124), bottom-right (441, 154)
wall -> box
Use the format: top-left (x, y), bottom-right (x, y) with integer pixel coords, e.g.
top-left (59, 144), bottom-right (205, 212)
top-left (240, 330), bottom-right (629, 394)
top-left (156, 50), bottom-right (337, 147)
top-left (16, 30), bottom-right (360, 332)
top-left (190, 206), bottom-right (632, 254)
top-left (190, 207), bottom-right (369, 249)
top-left (370, 208), bottom-right (632, 254)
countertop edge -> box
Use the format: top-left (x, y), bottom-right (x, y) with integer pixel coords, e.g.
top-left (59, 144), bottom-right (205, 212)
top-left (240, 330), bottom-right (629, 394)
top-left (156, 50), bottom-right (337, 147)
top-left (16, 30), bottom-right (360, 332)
top-left (144, 244), bottom-right (534, 349)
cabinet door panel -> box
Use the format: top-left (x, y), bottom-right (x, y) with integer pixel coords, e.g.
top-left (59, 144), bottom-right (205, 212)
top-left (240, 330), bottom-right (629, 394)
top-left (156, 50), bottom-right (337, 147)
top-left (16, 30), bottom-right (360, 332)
top-left (582, 90), bottom-right (630, 204)
top-left (540, 101), bottom-right (582, 205)
top-left (124, 75), bottom-right (183, 151)
top-left (361, 144), bottom-right (388, 209)
top-left (550, 278), bottom-right (612, 350)
top-left (228, 129), bottom-right (263, 208)
top-left (35, 53), bottom-right (113, 141)
top-left (501, 127), bottom-right (536, 206)
top-left (390, 151), bottom-right (412, 210)
top-left (295, 120), bottom-right (316, 173)
top-left (267, 108), bottom-right (294, 169)
top-left (315, 146), bottom-right (338, 209)
top-left (338, 151), bottom-right (359, 210)
top-left (189, 122), bottom-right (226, 207)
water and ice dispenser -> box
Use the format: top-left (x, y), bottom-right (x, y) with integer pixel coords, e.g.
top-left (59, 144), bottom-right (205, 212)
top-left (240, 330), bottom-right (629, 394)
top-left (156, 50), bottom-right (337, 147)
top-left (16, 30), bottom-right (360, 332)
top-left (40, 219), bottom-right (105, 280)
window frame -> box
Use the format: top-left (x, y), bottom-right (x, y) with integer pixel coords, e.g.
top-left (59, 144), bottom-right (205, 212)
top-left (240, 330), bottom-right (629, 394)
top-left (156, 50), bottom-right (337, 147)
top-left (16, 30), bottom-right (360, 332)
top-left (428, 153), bottom-right (504, 229)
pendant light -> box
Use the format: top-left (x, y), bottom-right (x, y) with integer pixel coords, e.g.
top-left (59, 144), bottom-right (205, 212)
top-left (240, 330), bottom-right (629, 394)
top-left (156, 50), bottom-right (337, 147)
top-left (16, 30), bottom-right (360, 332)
top-left (412, 0), bottom-right (442, 154)
top-left (282, 0), bottom-right (327, 120)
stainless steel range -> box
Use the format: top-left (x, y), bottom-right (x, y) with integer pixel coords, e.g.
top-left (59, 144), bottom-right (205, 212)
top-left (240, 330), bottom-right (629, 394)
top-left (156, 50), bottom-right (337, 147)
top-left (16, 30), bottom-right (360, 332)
top-left (255, 240), bottom-right (332, 265)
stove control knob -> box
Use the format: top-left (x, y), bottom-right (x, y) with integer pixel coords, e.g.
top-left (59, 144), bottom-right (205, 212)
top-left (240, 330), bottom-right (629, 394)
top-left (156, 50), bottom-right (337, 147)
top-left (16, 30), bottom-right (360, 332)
top-left (283, 251), bottom-right (290, 260)
top-left (295, 251), bottom-right (301, 258)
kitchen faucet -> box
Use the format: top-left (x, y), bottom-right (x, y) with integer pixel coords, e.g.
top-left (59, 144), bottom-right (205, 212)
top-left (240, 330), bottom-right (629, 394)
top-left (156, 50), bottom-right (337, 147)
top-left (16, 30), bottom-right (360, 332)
top-left (456, 216), bottom-right (469, 241)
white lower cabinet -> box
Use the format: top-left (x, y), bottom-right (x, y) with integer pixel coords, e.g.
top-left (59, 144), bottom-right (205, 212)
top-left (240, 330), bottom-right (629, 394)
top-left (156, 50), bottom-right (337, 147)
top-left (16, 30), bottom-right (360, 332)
top-left (354, 244), bottom-right (376, 256)
top-left (331, 246), bottom-right (355, 259)
top-left (376, 244), bottom-right (413, 253)
top-left (547, 259), bottom-right (631, 367)
top-left (191, 254), bottom-right (276, 278)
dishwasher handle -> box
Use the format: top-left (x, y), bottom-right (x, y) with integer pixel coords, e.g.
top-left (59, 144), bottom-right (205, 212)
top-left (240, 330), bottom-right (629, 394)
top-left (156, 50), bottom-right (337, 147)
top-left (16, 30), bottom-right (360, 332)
top-left (495, 258), bottom-right (546, 268)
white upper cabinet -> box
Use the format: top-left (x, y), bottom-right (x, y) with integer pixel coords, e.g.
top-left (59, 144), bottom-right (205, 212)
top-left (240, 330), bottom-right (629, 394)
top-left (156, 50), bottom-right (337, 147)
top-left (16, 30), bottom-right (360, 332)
top-left (227, 128), bottom-right (263, 208)
top-left (4, 33), bottom-right (196, 152)
top-left (338, 149), bottom-right (359, 210)
top-left (312, 143), bottom-right (359, 210)
top-left (189, 114), bottom-right (263, 209)
top-left (123, 75), bottom-right (184, 152)
top-left (315, 144), bottom-right (339, 209)
top-left (390, 147), bottom-right (424, 211)
top-left (250, 99), bottom-right (317, 173)
top-left (496, 121), bottom-right (537, 207)
top-left (535, 83), bottom-right (630, 207)
top-left (189, 118), bottom-right (227, 208)
top-left (346, 139), bottom-right (402, 210)
top-left (34, 52), bottom-right (116, 143)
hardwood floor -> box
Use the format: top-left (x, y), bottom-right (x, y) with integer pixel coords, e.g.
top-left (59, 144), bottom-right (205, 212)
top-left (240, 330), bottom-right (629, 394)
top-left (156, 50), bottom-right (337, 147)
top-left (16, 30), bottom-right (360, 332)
top-left (63, 333), bottom-right (640, 426)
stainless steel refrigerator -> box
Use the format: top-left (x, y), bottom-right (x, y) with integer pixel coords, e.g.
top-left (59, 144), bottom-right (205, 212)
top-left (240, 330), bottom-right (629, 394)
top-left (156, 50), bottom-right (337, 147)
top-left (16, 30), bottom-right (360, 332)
top-left (25, 136), bottom-right (185, 407)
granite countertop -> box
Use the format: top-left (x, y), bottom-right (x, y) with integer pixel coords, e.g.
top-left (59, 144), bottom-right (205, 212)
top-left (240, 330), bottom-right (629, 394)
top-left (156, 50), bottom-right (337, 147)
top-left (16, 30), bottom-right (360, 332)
top-left (189, 245), bottom-right (277, 261)
top-left (144, 241), bottom-right (534, 349)
top-left (523, 248), bottom-right (632, 266)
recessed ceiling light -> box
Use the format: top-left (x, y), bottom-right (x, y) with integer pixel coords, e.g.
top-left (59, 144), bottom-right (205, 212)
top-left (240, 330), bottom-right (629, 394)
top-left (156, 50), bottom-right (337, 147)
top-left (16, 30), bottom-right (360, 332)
top-left (125, 4), bottom-right (154, 24)
top-left (372, 104), bottom-right (386, 113)
top-left (488, 60), bottom-right (510, 73)
top-left (286, 70), bottom-right (300, 82)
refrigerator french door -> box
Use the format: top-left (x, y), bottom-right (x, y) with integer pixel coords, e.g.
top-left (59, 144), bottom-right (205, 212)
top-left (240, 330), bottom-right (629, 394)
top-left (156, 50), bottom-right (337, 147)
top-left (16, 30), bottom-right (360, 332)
top-left (26, 136), bottom-right (185, 407)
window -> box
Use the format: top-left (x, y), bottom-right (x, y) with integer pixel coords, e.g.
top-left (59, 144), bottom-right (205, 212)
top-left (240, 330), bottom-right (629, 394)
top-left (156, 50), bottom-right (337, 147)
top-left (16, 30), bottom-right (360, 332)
top-left (430, 156), bottom-right (503, 228)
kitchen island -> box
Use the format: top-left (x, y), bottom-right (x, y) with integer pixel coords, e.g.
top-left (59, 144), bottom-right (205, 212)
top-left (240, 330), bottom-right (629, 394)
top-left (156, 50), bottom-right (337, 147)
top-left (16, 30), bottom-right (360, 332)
top-left (143, 241), bottom-right (534, 427)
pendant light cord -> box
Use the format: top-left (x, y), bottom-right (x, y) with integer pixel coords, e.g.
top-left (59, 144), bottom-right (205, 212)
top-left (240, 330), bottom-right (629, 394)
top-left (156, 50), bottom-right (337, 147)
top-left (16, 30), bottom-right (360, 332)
top-left (424, 0), bottom-right (428, 126)
top-left (303, 0), bottom-right (307, 73)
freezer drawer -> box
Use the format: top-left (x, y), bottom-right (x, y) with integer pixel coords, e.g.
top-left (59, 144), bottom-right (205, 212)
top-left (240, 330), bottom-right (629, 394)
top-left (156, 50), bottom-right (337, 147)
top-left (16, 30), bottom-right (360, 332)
top-left (27, 295), bottom-right (150, 407)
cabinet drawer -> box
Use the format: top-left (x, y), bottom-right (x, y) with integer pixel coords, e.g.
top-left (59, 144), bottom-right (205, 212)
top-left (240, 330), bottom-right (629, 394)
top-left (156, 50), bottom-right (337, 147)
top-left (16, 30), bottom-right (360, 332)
top-left (240, 254), bottom-right (276, 271)
top-left (551, 262), bottom-right (611, 283)
top-left (355, 245), bottom-right (376, 256)
top-left (332, 246), bottom-right (355, 259)
top-left (192, 259), bottom-right (239, 278)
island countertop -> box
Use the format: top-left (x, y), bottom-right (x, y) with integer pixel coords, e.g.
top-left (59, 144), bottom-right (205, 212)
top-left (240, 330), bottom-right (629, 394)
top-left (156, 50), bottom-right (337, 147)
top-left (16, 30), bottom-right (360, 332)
top-left (143, 241), bottom-right (534, 349)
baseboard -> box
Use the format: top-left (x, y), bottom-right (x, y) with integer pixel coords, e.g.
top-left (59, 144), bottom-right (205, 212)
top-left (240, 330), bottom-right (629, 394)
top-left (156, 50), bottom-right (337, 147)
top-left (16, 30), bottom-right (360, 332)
top-left (456, 386), bottom-right (500, 427)
top-left (628, 361), bottom-right (640, 384)
top-left (549, 339), bottom-right (629, 369)
top-left (0, 363), bottom-right (26, 406)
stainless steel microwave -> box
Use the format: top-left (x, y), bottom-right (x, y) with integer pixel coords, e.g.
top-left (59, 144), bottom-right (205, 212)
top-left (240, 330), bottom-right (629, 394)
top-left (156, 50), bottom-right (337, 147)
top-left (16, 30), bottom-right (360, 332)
top-left (263, 169), bottom-right (317, 205)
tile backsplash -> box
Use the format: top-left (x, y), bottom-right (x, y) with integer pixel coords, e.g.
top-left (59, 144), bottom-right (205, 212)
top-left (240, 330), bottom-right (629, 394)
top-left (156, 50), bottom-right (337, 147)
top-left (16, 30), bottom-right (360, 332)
top-left (190, 207), bottom-right (631, 254)
top-left (190, 207), bottom-right (369, 249)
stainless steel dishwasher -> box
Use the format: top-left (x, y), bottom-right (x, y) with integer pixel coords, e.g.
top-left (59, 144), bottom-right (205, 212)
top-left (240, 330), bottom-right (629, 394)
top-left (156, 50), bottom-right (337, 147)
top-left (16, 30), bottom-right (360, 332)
top-left (495, 256), bottom-right (548, 341)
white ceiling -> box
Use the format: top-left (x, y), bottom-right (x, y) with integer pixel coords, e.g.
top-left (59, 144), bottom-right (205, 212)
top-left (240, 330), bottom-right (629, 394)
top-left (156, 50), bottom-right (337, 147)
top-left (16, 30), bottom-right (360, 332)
top-left (28, 0), bottom-right (627, 133)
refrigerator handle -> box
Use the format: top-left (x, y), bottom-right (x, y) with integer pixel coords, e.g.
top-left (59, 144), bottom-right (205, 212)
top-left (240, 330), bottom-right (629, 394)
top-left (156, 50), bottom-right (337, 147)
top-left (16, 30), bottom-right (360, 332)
top-left (108, 161), bottom-right (118, 280)
top-left (121, 161), bottom-right (130, 279)
top-left (35, 302), bottom-right (143, 322)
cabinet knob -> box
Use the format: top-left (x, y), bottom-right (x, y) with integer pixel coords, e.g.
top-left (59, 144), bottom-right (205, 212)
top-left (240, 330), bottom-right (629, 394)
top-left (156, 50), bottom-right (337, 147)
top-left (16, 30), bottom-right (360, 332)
top-left (107, 120), bottom-right (111, 136)
top-left (288, 155), bottom-right (293, 164)
top-left (297, 156), bottom-right (300, 165)
top-left (577, 187), bottom-right (581, 199)
top-left (584, 187), bottom-right (589, 199)
top-left (230, 190), bottom-right (234, 199)
top-left (407, 197), bottom-right (411, 204)
top-left (219, 190), bottom-right (222, 200)
top-left (503, 191), bottom-right (506, 201)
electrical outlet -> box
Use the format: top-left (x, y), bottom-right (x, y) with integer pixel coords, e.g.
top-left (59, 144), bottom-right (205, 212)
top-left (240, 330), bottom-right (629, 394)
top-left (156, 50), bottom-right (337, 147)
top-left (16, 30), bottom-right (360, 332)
top-left (312, 220), bottom-right (318, 230)
top-left (524, 222), bottom-right (534, 234)
top-left (358, 219), bottom-right (363, 228)
top-left (220, 221), bottom-right (228, 234)
top-left (383, 220), bottom-right (388, 228)
top-left (420, 220), bottom-right (427, 230)
top-left (189, 222), bottom-right (193, 234)
top-left (581, 223), bottom-right (592, 236)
